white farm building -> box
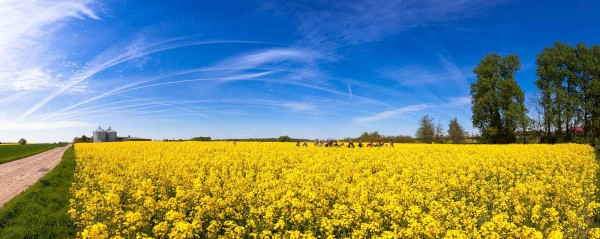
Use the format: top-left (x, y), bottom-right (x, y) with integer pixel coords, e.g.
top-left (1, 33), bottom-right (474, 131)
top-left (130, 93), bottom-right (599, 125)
top-left (93, 126), bottom-right (117, 143)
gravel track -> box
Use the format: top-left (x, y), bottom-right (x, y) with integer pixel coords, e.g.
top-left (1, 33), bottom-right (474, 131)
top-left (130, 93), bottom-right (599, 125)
top-left (0, 145), bottom-right (71, 207)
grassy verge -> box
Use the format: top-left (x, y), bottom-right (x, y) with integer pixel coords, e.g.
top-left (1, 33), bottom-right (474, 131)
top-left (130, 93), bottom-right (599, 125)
top-left (0, 143), bottom-right (68, 164)
top-left (0, 146), bottom-right (76, 239)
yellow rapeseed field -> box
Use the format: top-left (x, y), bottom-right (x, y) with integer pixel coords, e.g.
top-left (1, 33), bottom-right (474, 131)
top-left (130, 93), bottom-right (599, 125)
top-left (71, 142), bottom-right (600, 239)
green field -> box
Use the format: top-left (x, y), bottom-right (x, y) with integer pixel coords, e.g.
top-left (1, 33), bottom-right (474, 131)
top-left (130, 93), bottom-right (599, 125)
top-left (0, 146), bottom-right (76, 239)
top-left (0, 144), bottom-right (67, 164)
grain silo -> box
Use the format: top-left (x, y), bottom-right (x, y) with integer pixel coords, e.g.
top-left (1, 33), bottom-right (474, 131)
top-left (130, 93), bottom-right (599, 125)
top-left (93, 126), bottom-right (107, 142)
top-left (107, 127), bottom-right (117, 142)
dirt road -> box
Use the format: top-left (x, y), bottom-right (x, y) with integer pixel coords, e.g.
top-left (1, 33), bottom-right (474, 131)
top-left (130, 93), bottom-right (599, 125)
top-left (0, 145), bottom-right (71, 207)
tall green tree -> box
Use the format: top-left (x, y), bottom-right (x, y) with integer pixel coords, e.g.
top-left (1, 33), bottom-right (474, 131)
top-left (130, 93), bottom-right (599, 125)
top-left (416, 115), bottom-right (435, 143)
top-left (591, 45), bottom-right (600, 145)
top-left (434, 122), bottom-right (445, 143)
top-left (535, 42), bottom-right (578, 142)
top-left (577, 44), bottom-right (600, 144)
top-left (448, 118), bottom-right (466, 143)
top-left (471, 53), bottom-right (528, 144)
top-left (18, 138), bottom-right (27, 145)
top-left (535, 42), bottom-right (600, 144)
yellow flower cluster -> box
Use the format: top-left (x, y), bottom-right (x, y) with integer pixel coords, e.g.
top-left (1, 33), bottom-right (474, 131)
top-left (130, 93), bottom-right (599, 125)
top-left (70, 142), bottom-right (600, 238)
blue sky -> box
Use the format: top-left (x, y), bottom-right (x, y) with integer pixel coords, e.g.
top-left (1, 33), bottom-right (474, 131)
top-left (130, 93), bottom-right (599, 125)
top-left (1, 0), bottom-right (599, 142)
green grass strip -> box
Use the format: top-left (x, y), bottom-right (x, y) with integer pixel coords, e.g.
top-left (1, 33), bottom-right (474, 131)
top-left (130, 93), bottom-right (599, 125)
top-left (0, 143), bottom-right (68, 165)
top-left (0, 146), bottom-right (76, 239)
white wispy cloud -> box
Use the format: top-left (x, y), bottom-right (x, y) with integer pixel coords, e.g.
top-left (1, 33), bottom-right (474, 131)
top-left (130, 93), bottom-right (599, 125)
top-left (282, 103), bottom-right (315, 111)
top-left (353, 104), bottom-right (429, 124)
top-left (353, 95), bottom-right (472, 124)
top-left (43, 97), bottom-right (322, 123)
top-left (382, 54), bottom-right (470, 87)
top-left (382, 67), bottom-right (451, 86)
top-left (0, 0), bottom-right (99, 92)
top-left (33, 43), bottom-right (397, 122)
top-left (264, 0), bottom-right (508, 46)
top-left (34, 46), bottom-right (326, 121)
top-left (449, 96), bottom-right (472, 107)
top-left (219, 48), bottom-right (322, 68)
top-left (215, 48), bottom-right (399, 109)
top-left (19, 38), bottom-right (276, 120)
top-left (3, 68), bottom-right (57, 92)
top-left (0, 118), bottom-right (92, 131)
top-left (39, 70), bottom-right (276, 121)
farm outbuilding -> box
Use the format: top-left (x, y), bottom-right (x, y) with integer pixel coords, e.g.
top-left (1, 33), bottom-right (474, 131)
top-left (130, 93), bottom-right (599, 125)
top-left (93, 126), bottom-right (117, 143)
top-left (107, 127), bottom-right (117, 142)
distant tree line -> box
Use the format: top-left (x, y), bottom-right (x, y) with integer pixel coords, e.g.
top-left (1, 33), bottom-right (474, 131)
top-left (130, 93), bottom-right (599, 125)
top-left (118, 137), bottom-right (152, 142)
top-left (347, 131), bottom-right (414, 143)
top-left (415, 116), bottom-right (474, 144)
top-left (190, 136), bottom-right (211, 141)
top-left (73, 135), bottom-right (92, 143)
top-left (212, 138), bottom-right (282, 142)
top-left (164, 136), bottom-right (311, 142)
top-left (467, 41), bottom-right (600, 146)
top-left (163, 136), bottom-right (211, 142)
top-left (226, 136), bottom-right (310, 142)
